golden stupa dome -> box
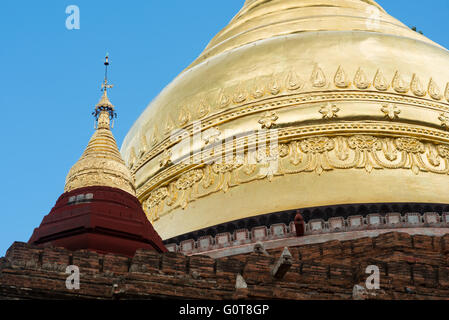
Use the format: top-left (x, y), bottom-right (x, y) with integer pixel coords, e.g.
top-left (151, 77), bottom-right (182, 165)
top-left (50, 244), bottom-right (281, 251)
top-left (121, 0), bottom-right (449, 240)
top-left (65, 90), bottom-right (136, 196)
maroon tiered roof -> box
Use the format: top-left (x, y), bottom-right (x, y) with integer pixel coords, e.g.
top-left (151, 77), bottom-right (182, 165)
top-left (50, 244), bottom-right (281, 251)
top-left (29, 186), bottom-right (167, 257)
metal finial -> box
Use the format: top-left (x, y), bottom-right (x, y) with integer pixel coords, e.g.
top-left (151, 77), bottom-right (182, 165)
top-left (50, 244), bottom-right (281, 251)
top-left (102, 53), bottom-right (113, 92)
top-left (93, 54), bottom-right (116, 123)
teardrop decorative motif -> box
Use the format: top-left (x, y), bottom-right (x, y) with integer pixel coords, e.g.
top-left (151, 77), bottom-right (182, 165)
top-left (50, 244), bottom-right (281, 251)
top-left (198, 98), bottom-right (210, 118)
top-left (445, 83), bottom-right (449, 102)
top-left (218, 88), bottom-right (231, 108)
top-left (392, 71), bottom-right (409, 93)
top-left (354, 67), bottom-right (370, 89)
top-left (178, 106), bottom-right (191, 126)
top-left (151, 126), bottom-right (159, 146)
top-left (334, 66), bottom-right (350, 88)
top-left (165, 116), bottom-right (176, 135)
top-left (311, 66), bottom-right (326, 88)
top-left (139, 132), bottom-right (148, 157)
top-left (269, 75), bottom-right (281, 95)
top-left (428, 78), bottom-right (442, 100)
top-left (128, 147), bottom-right (137, 169)
top-left (233, 83), bottom-right (248, 104)
top-left (286, 70), bottom-right (303, 91)
top-left (411, 74), bottom-right (426, 97)
top-left (251, 78), bottom-right (265, 99)
top-left (373, 70), bottom-right (389, 91)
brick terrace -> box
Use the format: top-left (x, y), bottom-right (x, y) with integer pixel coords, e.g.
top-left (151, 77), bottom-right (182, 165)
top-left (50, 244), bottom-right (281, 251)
top-left (2, 232), bottom-right (449, 299)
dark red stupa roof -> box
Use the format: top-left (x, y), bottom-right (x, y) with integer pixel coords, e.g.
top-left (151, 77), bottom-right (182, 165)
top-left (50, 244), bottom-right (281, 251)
top-left (29, 186), bottom-right (167, 257)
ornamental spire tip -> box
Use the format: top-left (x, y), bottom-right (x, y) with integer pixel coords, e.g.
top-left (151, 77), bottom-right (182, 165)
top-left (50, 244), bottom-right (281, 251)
top-left (93, 54), bottom-right (116, 126)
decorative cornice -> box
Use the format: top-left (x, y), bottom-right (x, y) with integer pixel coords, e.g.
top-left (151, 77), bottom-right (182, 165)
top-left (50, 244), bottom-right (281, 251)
top-left (128, 81), bottom-right (449, 174)
top-left (135, 121), bottom-right (449, 198)
top-left (142, 133), bottom-right (449, 222)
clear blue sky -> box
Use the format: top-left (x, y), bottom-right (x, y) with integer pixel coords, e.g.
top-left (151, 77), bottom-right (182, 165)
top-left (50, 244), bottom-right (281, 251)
top-left (0, 0), bottom-right (448, 256)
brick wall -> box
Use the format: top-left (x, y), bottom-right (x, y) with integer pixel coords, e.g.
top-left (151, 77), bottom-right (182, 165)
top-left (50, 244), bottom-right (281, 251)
top-left (2, 232), bottom-right (449, 299)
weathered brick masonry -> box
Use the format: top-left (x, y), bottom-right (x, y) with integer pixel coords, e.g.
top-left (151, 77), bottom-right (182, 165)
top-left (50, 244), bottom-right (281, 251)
top-left (2, 232), bottom-right (449, 300)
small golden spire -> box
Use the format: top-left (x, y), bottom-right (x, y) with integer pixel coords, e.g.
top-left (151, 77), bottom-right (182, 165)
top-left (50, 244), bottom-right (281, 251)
top-left (97, 109), bottom-right (111, 129)
top-left (64, 54), bottom-right (135, 195)
top-left (101, 53), bottom-right (113, 93)
top-left (93, 54), bottom-right (116, 123)
top-left (64, 121), bottom-right (136, 195)
top-left (96, 90), bottom-right (114, 109)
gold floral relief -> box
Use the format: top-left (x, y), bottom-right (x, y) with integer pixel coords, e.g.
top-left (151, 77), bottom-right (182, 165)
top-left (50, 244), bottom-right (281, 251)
top-left (130, 66), bottom-right (449, 175)
top-left (428, 78), bottom-right (443, 100)
top-left (392, 71), bottom-right (409, 93)
top-left (411, 74), bottom-right (426, 97)
top-left (373, 70), bottom-right (389, 91)
top-left (142, 134), bottom-right (449, 220)
top-left (354, 67), bottom-right (370, 89)
top-left (334, 66), bottom-right (350, 88)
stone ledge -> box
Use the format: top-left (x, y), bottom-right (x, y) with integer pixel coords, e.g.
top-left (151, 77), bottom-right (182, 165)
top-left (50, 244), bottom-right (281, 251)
top-left (165, 212), bottom-right (449, 255)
